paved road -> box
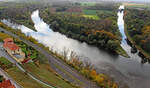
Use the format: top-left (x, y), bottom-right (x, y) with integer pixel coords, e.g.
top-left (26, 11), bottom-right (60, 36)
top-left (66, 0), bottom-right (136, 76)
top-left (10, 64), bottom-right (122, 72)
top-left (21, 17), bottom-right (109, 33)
top-left (0, 27), bottom-right (99, 88)
top-left (0, 42), bottom-right (16, 63)
top-left (0, 42), bottom-right (55, 88)
top-left (0, 43), bottom-right (22, 88)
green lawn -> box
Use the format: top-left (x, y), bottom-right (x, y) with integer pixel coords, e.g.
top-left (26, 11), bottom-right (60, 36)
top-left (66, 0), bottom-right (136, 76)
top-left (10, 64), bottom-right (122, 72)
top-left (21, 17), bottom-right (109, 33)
top-left (14, 41), bottom-right (38, 59)
top-left (0, 57), bottom-right (12, 66)
top-left (22, 62), bottom-right (76, 88)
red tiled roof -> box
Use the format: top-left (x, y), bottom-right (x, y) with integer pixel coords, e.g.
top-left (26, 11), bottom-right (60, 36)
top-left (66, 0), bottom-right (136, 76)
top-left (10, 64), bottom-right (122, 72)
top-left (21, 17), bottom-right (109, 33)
top-left (3, 38), bottom-right (13, 43)
top-left (3, 38), bottom-right (20, 51)
top-left (7, 85), bottom-right (16, 88)
top-left (3, 43), bottom-right (19, 51)
top-left (0, 80), bottom-right (16, 88)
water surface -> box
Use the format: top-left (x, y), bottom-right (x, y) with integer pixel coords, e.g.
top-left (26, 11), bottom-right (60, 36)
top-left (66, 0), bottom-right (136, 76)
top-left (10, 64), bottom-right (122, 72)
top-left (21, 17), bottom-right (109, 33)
top-left (2, 6), bottom-right (150, 88)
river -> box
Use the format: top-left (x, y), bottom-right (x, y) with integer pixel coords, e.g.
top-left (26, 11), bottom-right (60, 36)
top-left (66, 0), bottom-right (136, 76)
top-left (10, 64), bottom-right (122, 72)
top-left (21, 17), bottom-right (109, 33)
top-left (2, 5), bottom-right (150, 88)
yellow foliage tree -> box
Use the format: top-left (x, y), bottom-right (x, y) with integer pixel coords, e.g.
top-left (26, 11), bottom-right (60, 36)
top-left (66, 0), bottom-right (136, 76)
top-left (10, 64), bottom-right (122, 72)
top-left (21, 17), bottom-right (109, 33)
top-left (112, 83), bottom-right (118, 88)
top-left (90, 69), bottom-right (97, 79)
top-left (0, 33), bottom-right (12, 40)
top-left (95, 74), bottom-right (105, 84)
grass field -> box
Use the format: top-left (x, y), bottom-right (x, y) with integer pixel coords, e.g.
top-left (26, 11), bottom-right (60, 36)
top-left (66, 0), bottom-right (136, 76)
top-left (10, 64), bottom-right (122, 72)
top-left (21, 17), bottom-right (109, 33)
top-left (82, 15), bottom-right (99, 20)
top-left (0, 30), bottom-right (76, 88)
top-left (82, 9), bottom-right (112, 20)
top-left (0, 7), bottom-right (8, 10)
top-left (22, 62), bottom-right (76, 88)
top-left (0, 57), bottom-right (12, 66)
top-left (80, 2), bottom-right (96, 6)
top-left (123, 3), bottom-right (148, 8)
top-left (82, 10), bottom-right (99, 20)
top-left (7, 67), bottom-right (49, 88)
top-left (83, 10), bottom-right (98, 15)
top-left (0, 54), bottom-right (76, 88)
top-left (83, 9), bottom-right (112, 15)
top-left (0, 57), bottom-right (49, 88)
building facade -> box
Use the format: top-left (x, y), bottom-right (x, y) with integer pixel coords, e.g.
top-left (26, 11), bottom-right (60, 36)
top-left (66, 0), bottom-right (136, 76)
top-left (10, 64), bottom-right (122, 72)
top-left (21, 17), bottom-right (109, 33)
top-left (3, 38), bottom-right (25, 62)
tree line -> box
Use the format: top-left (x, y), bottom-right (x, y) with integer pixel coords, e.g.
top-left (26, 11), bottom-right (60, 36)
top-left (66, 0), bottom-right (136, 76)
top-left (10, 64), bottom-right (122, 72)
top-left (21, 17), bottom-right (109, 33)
top-left (40, 5), bottom-right (122, 53)
top-left (125, 8), bottom-right (150, 53)
top-left (0, 2), bottom-right (125, 55)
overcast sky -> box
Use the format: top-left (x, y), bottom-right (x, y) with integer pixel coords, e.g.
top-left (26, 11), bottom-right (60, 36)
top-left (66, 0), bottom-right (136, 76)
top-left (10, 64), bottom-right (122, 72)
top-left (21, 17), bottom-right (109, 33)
top-left (99, 0), bottom-right (150, 2)
top-left (113, 0), bottom-right (148, 1)
top-left (0, 0), bottom-right (150, 3)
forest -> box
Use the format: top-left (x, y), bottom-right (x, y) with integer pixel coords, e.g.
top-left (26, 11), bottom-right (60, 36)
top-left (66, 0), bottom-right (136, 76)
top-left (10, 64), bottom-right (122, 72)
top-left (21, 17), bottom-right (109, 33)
top-left (0, 2), bottom-right (127, 56)
top-left (39, 2), bottom-right (127, 56)
top-left (125, 7), bottom-right (150, 58)
top-left (0, 2), bottom-right (46, 31)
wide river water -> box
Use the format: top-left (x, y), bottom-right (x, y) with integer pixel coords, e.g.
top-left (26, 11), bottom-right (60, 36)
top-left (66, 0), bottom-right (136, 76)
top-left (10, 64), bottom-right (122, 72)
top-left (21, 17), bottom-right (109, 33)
top-left (2, 5), bottom-right (150, 88)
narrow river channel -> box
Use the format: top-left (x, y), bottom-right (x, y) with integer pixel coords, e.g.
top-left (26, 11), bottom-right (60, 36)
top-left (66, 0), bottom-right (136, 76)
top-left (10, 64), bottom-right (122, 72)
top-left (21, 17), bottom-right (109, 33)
top-left (2, 5), bottom-right (150, 88)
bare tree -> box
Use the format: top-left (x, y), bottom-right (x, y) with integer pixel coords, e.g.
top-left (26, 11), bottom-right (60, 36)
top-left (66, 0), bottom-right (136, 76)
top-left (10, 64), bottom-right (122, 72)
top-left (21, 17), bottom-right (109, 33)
top-left (62, 47), bottom-right (69, 60)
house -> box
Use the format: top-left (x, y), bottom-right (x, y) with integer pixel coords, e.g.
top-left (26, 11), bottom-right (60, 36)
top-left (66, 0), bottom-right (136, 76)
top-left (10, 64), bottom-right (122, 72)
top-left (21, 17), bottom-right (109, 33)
top-left (0, 80), bottom-right (16, 88)
top-left (3, 38), bottom-right (25, 62)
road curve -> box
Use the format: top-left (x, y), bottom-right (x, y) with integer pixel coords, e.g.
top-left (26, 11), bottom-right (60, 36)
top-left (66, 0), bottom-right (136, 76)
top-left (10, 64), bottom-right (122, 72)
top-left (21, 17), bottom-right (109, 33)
top-left (0, 27), bottom-right (99, 88)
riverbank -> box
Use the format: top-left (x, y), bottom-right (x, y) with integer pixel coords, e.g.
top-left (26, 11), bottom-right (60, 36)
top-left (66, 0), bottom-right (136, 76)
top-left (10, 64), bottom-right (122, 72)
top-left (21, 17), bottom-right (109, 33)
top-left (0, 2), bottom-right (128, 58)
top-left (22, 62), bottom-right (78, 88)
top-left (124, 24), bottom-right (150, 59)
top-left (0, 17), bottom-right (120, 88)
top-left (39, 6), bottom-right (129, 58)
top-left (116, 46), bottom-right (129, 58)
top-left (0, 22), bottom-right (101, 88)
top-left (0, 31), bottom-right (78, 88)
